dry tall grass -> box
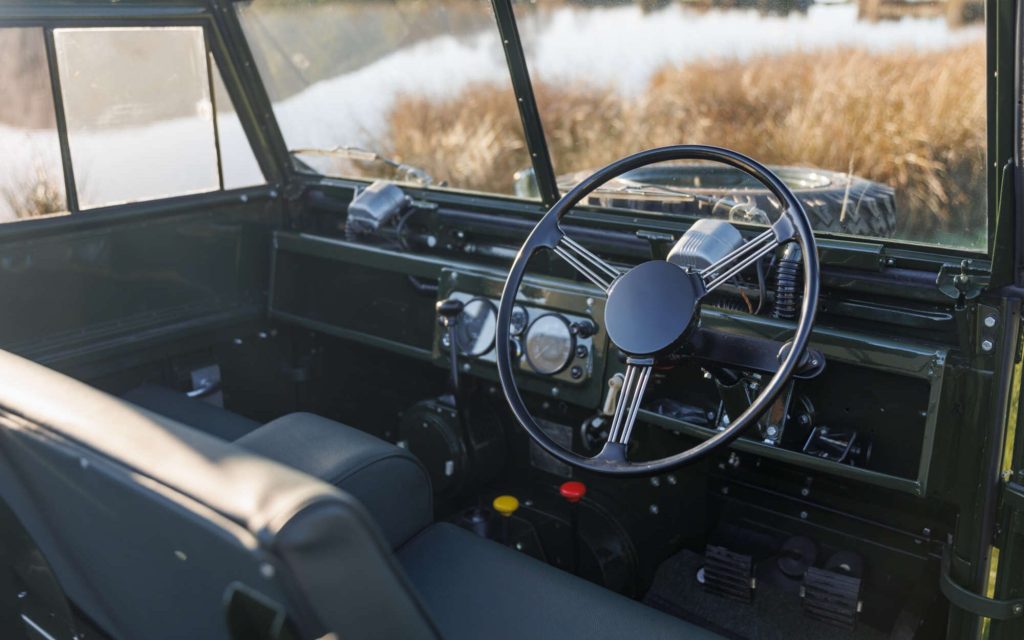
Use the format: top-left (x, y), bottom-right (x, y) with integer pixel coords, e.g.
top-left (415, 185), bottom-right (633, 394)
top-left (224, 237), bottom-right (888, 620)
top-left (384, 42), bottom-right (986, 244)
top-left (1, 168), bottom-right (66, 220)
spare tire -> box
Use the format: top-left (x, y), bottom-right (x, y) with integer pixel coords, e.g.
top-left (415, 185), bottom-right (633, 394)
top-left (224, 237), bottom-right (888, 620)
top-left (556, 164), bottom-right (897, 238)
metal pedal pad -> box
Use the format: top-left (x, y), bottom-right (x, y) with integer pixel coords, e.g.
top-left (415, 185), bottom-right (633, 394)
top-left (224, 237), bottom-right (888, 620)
top-left (801, 566), bottom-right (863, 628)
top-left (702, 544), bottom-right (756, 603)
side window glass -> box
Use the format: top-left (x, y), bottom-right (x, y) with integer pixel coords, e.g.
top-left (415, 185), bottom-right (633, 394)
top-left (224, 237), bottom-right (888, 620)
top-left (0, 27), bottom-right (68, 222)
top-left (53, 26), bottom-right (264, 210)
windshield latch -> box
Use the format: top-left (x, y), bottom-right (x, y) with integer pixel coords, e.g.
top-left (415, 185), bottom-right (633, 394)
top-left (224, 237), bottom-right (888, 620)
top-left (936, 259), bottom-right (990, 307)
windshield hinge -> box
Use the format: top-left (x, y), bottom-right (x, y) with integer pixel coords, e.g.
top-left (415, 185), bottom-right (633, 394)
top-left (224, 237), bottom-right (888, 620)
top-left (940, 544), bottom-right (1024, 620)
top-left (937, 259), bottom-right (991, 306)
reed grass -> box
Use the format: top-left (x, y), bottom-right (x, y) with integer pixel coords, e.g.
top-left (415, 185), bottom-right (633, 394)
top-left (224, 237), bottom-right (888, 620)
top-left (384, 41), bottom-right (986, 244)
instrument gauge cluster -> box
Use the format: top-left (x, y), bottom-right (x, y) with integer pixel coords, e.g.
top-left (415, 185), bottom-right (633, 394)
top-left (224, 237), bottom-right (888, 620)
top-left (453, 298), bottom-right (497, 357)
top-left (438, 292), bottom-right (595, 385)
top-left (524, 314), bottom-right (574, 375)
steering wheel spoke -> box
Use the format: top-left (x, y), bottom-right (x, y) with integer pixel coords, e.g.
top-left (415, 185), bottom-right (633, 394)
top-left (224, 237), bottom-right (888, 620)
top-left (552, 232), bottom-right (620, 292)
top-left (605, 360), bottom-right (653, 448)
top-left (699, 228), bottom-right (778, 293)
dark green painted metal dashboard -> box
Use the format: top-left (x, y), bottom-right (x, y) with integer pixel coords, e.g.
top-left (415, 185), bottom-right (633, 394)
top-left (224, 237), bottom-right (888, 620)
top-left (269, 229), bottom-right (947, 497)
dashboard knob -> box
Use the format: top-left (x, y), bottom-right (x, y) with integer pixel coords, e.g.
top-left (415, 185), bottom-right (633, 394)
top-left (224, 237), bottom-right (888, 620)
top-left (570, 320), bottom-right (596, 338)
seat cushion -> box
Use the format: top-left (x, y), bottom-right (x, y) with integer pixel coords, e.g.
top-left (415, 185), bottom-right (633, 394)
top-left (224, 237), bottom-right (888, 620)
top-left (236, 412), bottom-right (433, 548)
top-left (398, 523), bottom-right (722, 640)
top-left (121, 384), bottom-right (260, 441)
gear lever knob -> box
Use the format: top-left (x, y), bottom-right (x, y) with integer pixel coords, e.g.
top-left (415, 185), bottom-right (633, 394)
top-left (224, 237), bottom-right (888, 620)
top-left (436, 298), bottom-right (464, 327)
top-left (559, 481), bottom-right (587, 504)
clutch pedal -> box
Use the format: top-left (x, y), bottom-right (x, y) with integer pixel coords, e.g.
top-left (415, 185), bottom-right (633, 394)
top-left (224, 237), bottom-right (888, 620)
top-left (702, 545), bottom-right (755, 603)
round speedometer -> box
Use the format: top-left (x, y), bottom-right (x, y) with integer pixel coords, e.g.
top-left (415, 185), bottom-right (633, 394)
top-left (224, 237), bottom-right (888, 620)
top-left (524, 314), bottom-right (575, 375)
top-left (454, 298), bottom-right (497, 356)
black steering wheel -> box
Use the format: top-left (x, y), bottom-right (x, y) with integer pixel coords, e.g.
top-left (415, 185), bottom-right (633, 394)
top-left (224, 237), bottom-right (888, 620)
top-left (496, 145), bottom-right (820, 476)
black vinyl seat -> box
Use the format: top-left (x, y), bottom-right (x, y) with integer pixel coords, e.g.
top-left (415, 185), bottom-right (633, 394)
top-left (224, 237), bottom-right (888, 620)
top-left (237, 412), bottom-right (432, 548)
top-left (0, 351), bottom-right (721, 639)
top-left (400, 522), bottom-right (722, 640)
top-left (122, 385), bottom-right (432, 548)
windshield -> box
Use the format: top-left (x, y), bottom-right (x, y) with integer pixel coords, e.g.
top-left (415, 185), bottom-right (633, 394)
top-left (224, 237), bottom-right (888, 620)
top-left (235, 0), bottom-right (532, 197)
top-left (237, 0), bottom-right (987, 250)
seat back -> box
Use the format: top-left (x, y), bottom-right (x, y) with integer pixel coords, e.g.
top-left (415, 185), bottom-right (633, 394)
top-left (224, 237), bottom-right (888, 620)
top-left (0, 350), bottom-right (439, 640)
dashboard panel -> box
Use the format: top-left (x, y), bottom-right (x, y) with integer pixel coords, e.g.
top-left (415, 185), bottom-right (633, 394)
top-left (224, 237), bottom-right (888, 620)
top-left (269, 232), bottom-right (946, 496)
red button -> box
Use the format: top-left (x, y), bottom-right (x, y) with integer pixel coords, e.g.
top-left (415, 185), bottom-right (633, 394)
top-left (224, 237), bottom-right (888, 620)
top-left (559, 481), bottom-right (587, 504)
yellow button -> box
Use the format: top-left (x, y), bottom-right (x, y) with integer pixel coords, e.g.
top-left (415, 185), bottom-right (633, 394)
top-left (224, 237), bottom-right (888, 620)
top-left (492, 495), bottom-right (519, 517)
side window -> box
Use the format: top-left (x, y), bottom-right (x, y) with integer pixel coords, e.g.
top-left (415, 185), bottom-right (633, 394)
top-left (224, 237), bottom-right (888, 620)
top-left (0, 27), bottom-right (68, 222)
top-left (50, 26), bottom-right (264, 211)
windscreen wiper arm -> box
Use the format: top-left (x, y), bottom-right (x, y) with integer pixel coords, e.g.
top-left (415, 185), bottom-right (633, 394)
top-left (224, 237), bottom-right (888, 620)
top-left (289, 145), bottom-right (436, 186)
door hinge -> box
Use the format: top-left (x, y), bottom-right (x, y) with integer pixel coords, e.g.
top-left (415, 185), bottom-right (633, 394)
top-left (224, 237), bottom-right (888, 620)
top-left (940, 545), bottom-right (1024, 620)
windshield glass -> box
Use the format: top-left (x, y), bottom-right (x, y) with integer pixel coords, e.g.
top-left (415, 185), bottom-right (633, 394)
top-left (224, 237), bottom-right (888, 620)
top-left (235, 0), bottom-right (533, 198)
top-left (237, 0), bottom-right (986, 250)
top-left (512, 0), bottom-right (986, 249)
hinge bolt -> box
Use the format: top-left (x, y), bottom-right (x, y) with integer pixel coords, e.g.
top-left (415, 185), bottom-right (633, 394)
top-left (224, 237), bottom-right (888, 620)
top-left (984, 315), bottom-right (997, 328)
top-left (981, 339), bottom-right (994, 352)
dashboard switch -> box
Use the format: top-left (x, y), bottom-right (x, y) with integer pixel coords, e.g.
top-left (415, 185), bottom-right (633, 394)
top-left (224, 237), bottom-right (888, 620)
top-left (570, 320), bottom-right (596, 338)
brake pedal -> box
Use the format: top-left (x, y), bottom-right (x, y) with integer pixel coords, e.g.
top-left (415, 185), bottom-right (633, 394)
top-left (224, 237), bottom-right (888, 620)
top-left (801, 566), bottom-right (863, 628)
top-left (702, 545), bottom-right (755, 603)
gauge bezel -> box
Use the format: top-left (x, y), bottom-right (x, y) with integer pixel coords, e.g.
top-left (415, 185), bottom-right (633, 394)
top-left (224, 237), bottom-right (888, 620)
top-left (524, 313), bottom-right (576, 375)
top-left (510, 304), bottom-right (530, 337)
top-left (454, 297), bottom-right (498, 357)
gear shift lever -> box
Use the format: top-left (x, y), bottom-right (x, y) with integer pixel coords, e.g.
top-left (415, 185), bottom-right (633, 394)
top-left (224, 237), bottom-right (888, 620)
top-left (436, 298), bottom-right (465, 397)
top-left (436, 298), bottom-right (489, 535)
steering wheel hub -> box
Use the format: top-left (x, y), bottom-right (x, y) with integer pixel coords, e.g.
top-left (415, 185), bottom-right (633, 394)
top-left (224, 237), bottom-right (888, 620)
top-left (604, 261), bottom-right (703, 357)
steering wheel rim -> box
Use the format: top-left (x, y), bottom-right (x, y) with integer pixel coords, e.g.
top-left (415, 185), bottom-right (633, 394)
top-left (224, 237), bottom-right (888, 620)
top-left (496, 145), bottom-right (820, 476)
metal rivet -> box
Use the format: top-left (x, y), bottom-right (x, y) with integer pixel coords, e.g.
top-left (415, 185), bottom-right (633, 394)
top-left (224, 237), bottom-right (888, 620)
top-left (260, 563), bottom-right (275, 579)
top-left (800, 511), bottom-right (808, 520)
top-left (800, 487), bottom-right (810, 497)
top-left (649, 504), bottom-right (659, 515)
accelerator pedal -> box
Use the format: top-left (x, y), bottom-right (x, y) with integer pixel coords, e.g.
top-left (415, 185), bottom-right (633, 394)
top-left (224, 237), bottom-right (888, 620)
top-left (801, 566), bottom-right (863, 628)
top-left (702, 545), bottom-right (755, 603)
